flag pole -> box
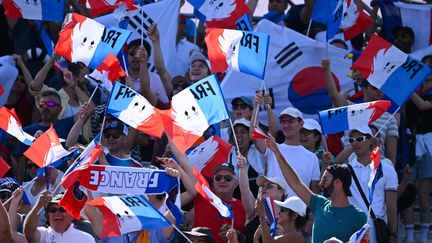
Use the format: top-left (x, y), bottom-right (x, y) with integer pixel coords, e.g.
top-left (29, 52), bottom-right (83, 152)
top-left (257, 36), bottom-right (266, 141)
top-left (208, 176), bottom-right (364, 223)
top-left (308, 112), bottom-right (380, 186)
top-left (141, 8), bottom-right (144, 46)
top-left (99, 115), bottom-right (107, 144)
top-left (306, 19), bottom-right (312, 37)
top-left (171, 223), bottom-right (193, 243)
top-left (252, 81), bottom-right (265, 127)
top-left (37, 181), bottom-right (64, 215)
top-left (122, 52), bottom-right (129, 77)
top-left (373, 106), bottom-right (401, 138)
top-left (228, 119), bottom-right (241, 154)
top-left (2, 177), bottom-right (37, 206)
top-left (87, 85), bottom-right (99, 103)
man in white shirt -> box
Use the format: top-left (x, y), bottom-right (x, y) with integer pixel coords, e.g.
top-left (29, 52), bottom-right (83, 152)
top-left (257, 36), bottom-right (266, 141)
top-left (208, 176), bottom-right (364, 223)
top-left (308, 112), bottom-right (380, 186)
top-left (24, 192), bottom-right (95, 243)
top-left (346, 125), bottom-right (398, 243)
top-left (261, 107), bottom-right (320, 196)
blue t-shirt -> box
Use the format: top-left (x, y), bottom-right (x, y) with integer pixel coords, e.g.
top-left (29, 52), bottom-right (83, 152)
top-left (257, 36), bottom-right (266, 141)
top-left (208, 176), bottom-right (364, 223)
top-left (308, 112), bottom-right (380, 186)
top-left (309, 194), bottom-right (367, 243)
top-left (105, 153), bottom-right (142, 168)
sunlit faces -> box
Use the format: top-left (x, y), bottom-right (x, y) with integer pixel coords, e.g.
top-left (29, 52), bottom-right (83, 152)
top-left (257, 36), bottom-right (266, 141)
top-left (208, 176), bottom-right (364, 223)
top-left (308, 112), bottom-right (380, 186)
top-left (212, 170), bottom-right (238, 196)
top-left (279, 115), bottom-right (303, 139)
top-left (103, 129), bottom-right (126, 153)
top-left (231, 101), bottom-right (252, 120)
top-left (261, 181), bottom-right (284, 200)
top-left (189, 60), bottom-right (210, 83)
top-left (349, 130), bottom-right (372, 156)
top-left (47, 204), bottom-right (74, 233)
top-left (234, 125), bottom-right (250, 150)
top-left (319, 170), bottom-right (336, 198)
top-left (300, 129), bottom-right (320, 151)
top-left (39, 95), bottom-right (62, 123)
top-left (127, 45), bottom-right (141, 70)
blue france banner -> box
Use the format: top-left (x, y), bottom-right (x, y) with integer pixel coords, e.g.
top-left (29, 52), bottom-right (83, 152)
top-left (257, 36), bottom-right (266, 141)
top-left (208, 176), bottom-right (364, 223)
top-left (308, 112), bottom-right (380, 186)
top-left (327, 1), bottom-right (344, 40)
top-left (237, 31), bottom-right (270, 79)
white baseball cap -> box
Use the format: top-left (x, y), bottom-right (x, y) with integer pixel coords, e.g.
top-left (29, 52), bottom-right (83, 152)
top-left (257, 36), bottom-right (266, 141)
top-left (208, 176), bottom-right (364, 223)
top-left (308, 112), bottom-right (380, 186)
top-left (279, 107), bottom-right (303, 120)
top-left (302, 119), bottom-right (322, 134)
top-left (233, 118), bottom-right (250, 128)
top-left (256, 175), bottom-right (289, 194)
top-left (274, 196), bottom-right (307, 217)
top-left (348, 125), bottom-right (373, 137)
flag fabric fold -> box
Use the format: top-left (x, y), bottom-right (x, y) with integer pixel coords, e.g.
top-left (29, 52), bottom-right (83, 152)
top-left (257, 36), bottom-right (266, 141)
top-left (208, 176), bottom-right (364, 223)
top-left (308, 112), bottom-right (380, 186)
top-left (368, 147), bottom-right (383, 203)
top-left (23, 125), bottom-right (71, 168)
top-left (352, 34), bottom-right (432, 106)
top-left (205, 28), bottom-right (270, 79)
top-left (318, 100), bottom-right (391, 134)
top-left (193, 167), bottom-right (232, 218)
top-left (0, 56), bottom-right (19, 107)
top-left (85, 0), bottom-right (139, 17)
top-left (162, 75), bottom-right (229, 153)
top-left (0, 107), bottom-right (35, 146)
top-left (348, 223), bottom-right (369, 243)
top-left (87, 195), bottom-right (171, 238)
top-left (311, 0), bottom-right (344, 39)
top-left (340, 0), bottom-right (373, 40)
top-left (106, 82), bottom-right (164, 138)
top-left (188, 0), bottom-right (253, 30)
top-left (54, 13), bottom-right (132, 69)
top-left (187, 135), bottom-right (232, 178)
top-left (86, 53), bottom-right (126, 93)
top-left (3, 0), bottom-right (66, 21)
top-left (59, 180), bottom-right (88, 219)
top-left (251, 126), bottom-right (270, 140)
top-left (263, 197), bottom-right (278, 237)
top-left (0, 156), bottom-right (11, 178)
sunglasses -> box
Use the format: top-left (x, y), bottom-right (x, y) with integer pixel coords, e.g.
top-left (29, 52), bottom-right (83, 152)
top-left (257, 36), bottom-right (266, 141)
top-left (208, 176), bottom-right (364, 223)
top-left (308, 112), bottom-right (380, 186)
top-left (103, 133), bottom-right (121, 139)
top-left (232, 104), bottom-right (249, 110)
top-left (261, 182), bottom-right (281, 190)
top-left (214, 174), bottom-right (235, 182)
top-left (39, 101), bottom-right (59, 108)
top-left (0, 192), bottom-right (11, 200)
top-left (47, 206), bottom-right (67, 214)
top-left (348, 136), bottom-right (369, 144)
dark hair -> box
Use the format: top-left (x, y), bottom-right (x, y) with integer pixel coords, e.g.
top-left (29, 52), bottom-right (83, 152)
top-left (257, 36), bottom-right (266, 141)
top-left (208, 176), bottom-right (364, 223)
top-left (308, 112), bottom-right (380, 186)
top-left (128, 39), bottom-right (152, 57)
top-left (330, 39), bottom-right (348, 50)
top-left (41, 90), bottom-right (61, 103)
top-left (421, 55), bottom-right (432, 64)
top-left (313, 130), bottom-right (322, 150)
top-left (286, 208), bottom-right (309, 230)
top-left (67, 62), bottom-right (82, 77)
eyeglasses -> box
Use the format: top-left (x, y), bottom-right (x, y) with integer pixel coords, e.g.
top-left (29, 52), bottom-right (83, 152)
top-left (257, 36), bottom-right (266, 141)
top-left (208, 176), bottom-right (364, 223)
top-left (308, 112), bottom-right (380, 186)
top-left (0, 192), bottom-right (11, 200)
top-left (261, 182), bottom-right (281, 190)
top-left (47, 206), bottom-right (67, 214)
top-left (103, 133), bottom-right (121, 139)
top-left (39, 101), bottom-right (59, 108)
top-left (348, 136), bottom-right (369, 144)
top-left (232, 104), bottom-right (249, 110)
top-left (214, 174), bottom-right (235, 182)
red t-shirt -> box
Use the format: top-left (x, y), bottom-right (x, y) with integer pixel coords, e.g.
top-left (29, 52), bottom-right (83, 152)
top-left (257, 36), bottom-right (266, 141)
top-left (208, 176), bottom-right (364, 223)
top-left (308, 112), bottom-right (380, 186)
top-left (194, 194), bottom-right (246, 243)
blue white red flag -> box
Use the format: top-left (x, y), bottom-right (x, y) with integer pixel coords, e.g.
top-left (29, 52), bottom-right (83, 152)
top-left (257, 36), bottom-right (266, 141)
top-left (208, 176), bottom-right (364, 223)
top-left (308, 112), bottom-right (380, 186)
top-left (263, 197), bottom-right (278, 237)
top-left (311, 0), bottom-right (345, 40)
top-left (59, 180), bottom-right (88, 219)
top-left (0, 56), bottom-right (19, 107)
top-left (205, 28), bottom-right (269, 79)
top-left (187, 135), bottom-right (232, 178)
top-left (340, 0), bottom-right (373, 40)
top-left (36, 149), bottom-right (79, 178)
top-left (54, 13), bottom-right (132, 69)
top-left (352, 34), bottom-right (432, 106)
top-left (251, 126), bottom-right (269, 140)
top-left (86, 54), bottom-right (126, 93)
top-left (0, 107), bottom-right (35, 146)
top-left (193, 167), bottom-right (233, 218)
top-left (85, 0), bottom-right (138, 17)
top-left (23, 125), bottom-right (72, 168)
top-left (87, 195), bottom-right (171, 237)
top-left (318, 100), bottom-right (391, 134)
top-left (3, 0), bottom-right (66, 21)
top-left (106, 82), bottom-right (164, 138)
top-left (162, 75), bottom-right (229, 153)
top-left (189, 0), bottom-right (252, 30)
top-left (348, 223), bottom-right (369, 243)
top-left (368, 147), bottom-right (383, 203)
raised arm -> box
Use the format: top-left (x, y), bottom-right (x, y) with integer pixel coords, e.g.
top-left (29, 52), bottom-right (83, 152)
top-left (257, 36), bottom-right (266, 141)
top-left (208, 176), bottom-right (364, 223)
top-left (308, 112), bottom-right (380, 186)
top-left (135, 46), bottom-right (159, 106)
top-left (13, 54), bottom-right (33, 85)
top-left (24, 191), bottom-right (52, 243)
top-left (321, 58), bottom-right (349, 107)
top-left (410, 93), bottom-right (432, 111)
top-left (237, 153), bottom-right (256, 221)
top-left (266, 136), bottom-right (313, 206)
top-left (0, 196), bottom-right (12, 243)
top-left (8, 187), bottom-right (27, 243)
top-left (251, 92), bottom-right (269, 154)
top-left (30, 54), bottom-right (59, 92)
top-left (65, 102), bottom-right (92, 148)
top-left (148, 24), bottom-right (173, 98)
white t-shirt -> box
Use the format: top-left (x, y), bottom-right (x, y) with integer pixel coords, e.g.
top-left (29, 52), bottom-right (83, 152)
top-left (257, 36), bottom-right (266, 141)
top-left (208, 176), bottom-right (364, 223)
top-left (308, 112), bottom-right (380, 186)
top-left (167, 38), bottom-right (200, 77)
top-left (227, 145), bottom-right (266, 176)
top-left (348, 155), bottom-right (398, 220)
top-left (38, 223), bottom-right (95, 243)
top-left (132, 72), bottom-right (169, 103)
top-left (264, 144), bottom-right (320, 197)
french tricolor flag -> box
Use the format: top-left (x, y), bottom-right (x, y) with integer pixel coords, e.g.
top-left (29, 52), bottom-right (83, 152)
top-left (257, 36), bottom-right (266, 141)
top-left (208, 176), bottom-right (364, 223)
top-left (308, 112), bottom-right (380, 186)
top-left (0, 107), bottom-right (35, 146)
top-left (348, 223), bottom-right (369, 243)
top-left (368, 147), bottom-right (383, 203)
top-left (263, 197), bottom-right (278, 237)
top-left (193, 167), bottom-right (233, 218)
top-left (3, 0), bottom-right (66, 21)
top-left (189, 0), bottom-right (252, 30)
top-left (187, 135), bottom-right (232, 179)
top-left (318, 100), bottom-right (391, 134)
top-left (340, 0), bottom-right (373, 40)
top-left (23, 125), bottom-right (72, 168)
top-left (59, 180), bottom-right (88, 220)
top-left (87, 195), bottom-right (171, 238)
top-left (161, 75), bottom-right (230, 153)
top-left (352, 34), bottom-right (432, 106)
top-left (54, 13), bottom-right (132, 69)
top-left (205, 28), bottom-right (269, 79)
top-left (107, 82), bottom-right (164, 138)
top-left (251, 126), bottom-right (269, 140)
top-left (86, 53), bottom-right (126, 93)
top-left (85, 0), bottom-right (138, 17)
